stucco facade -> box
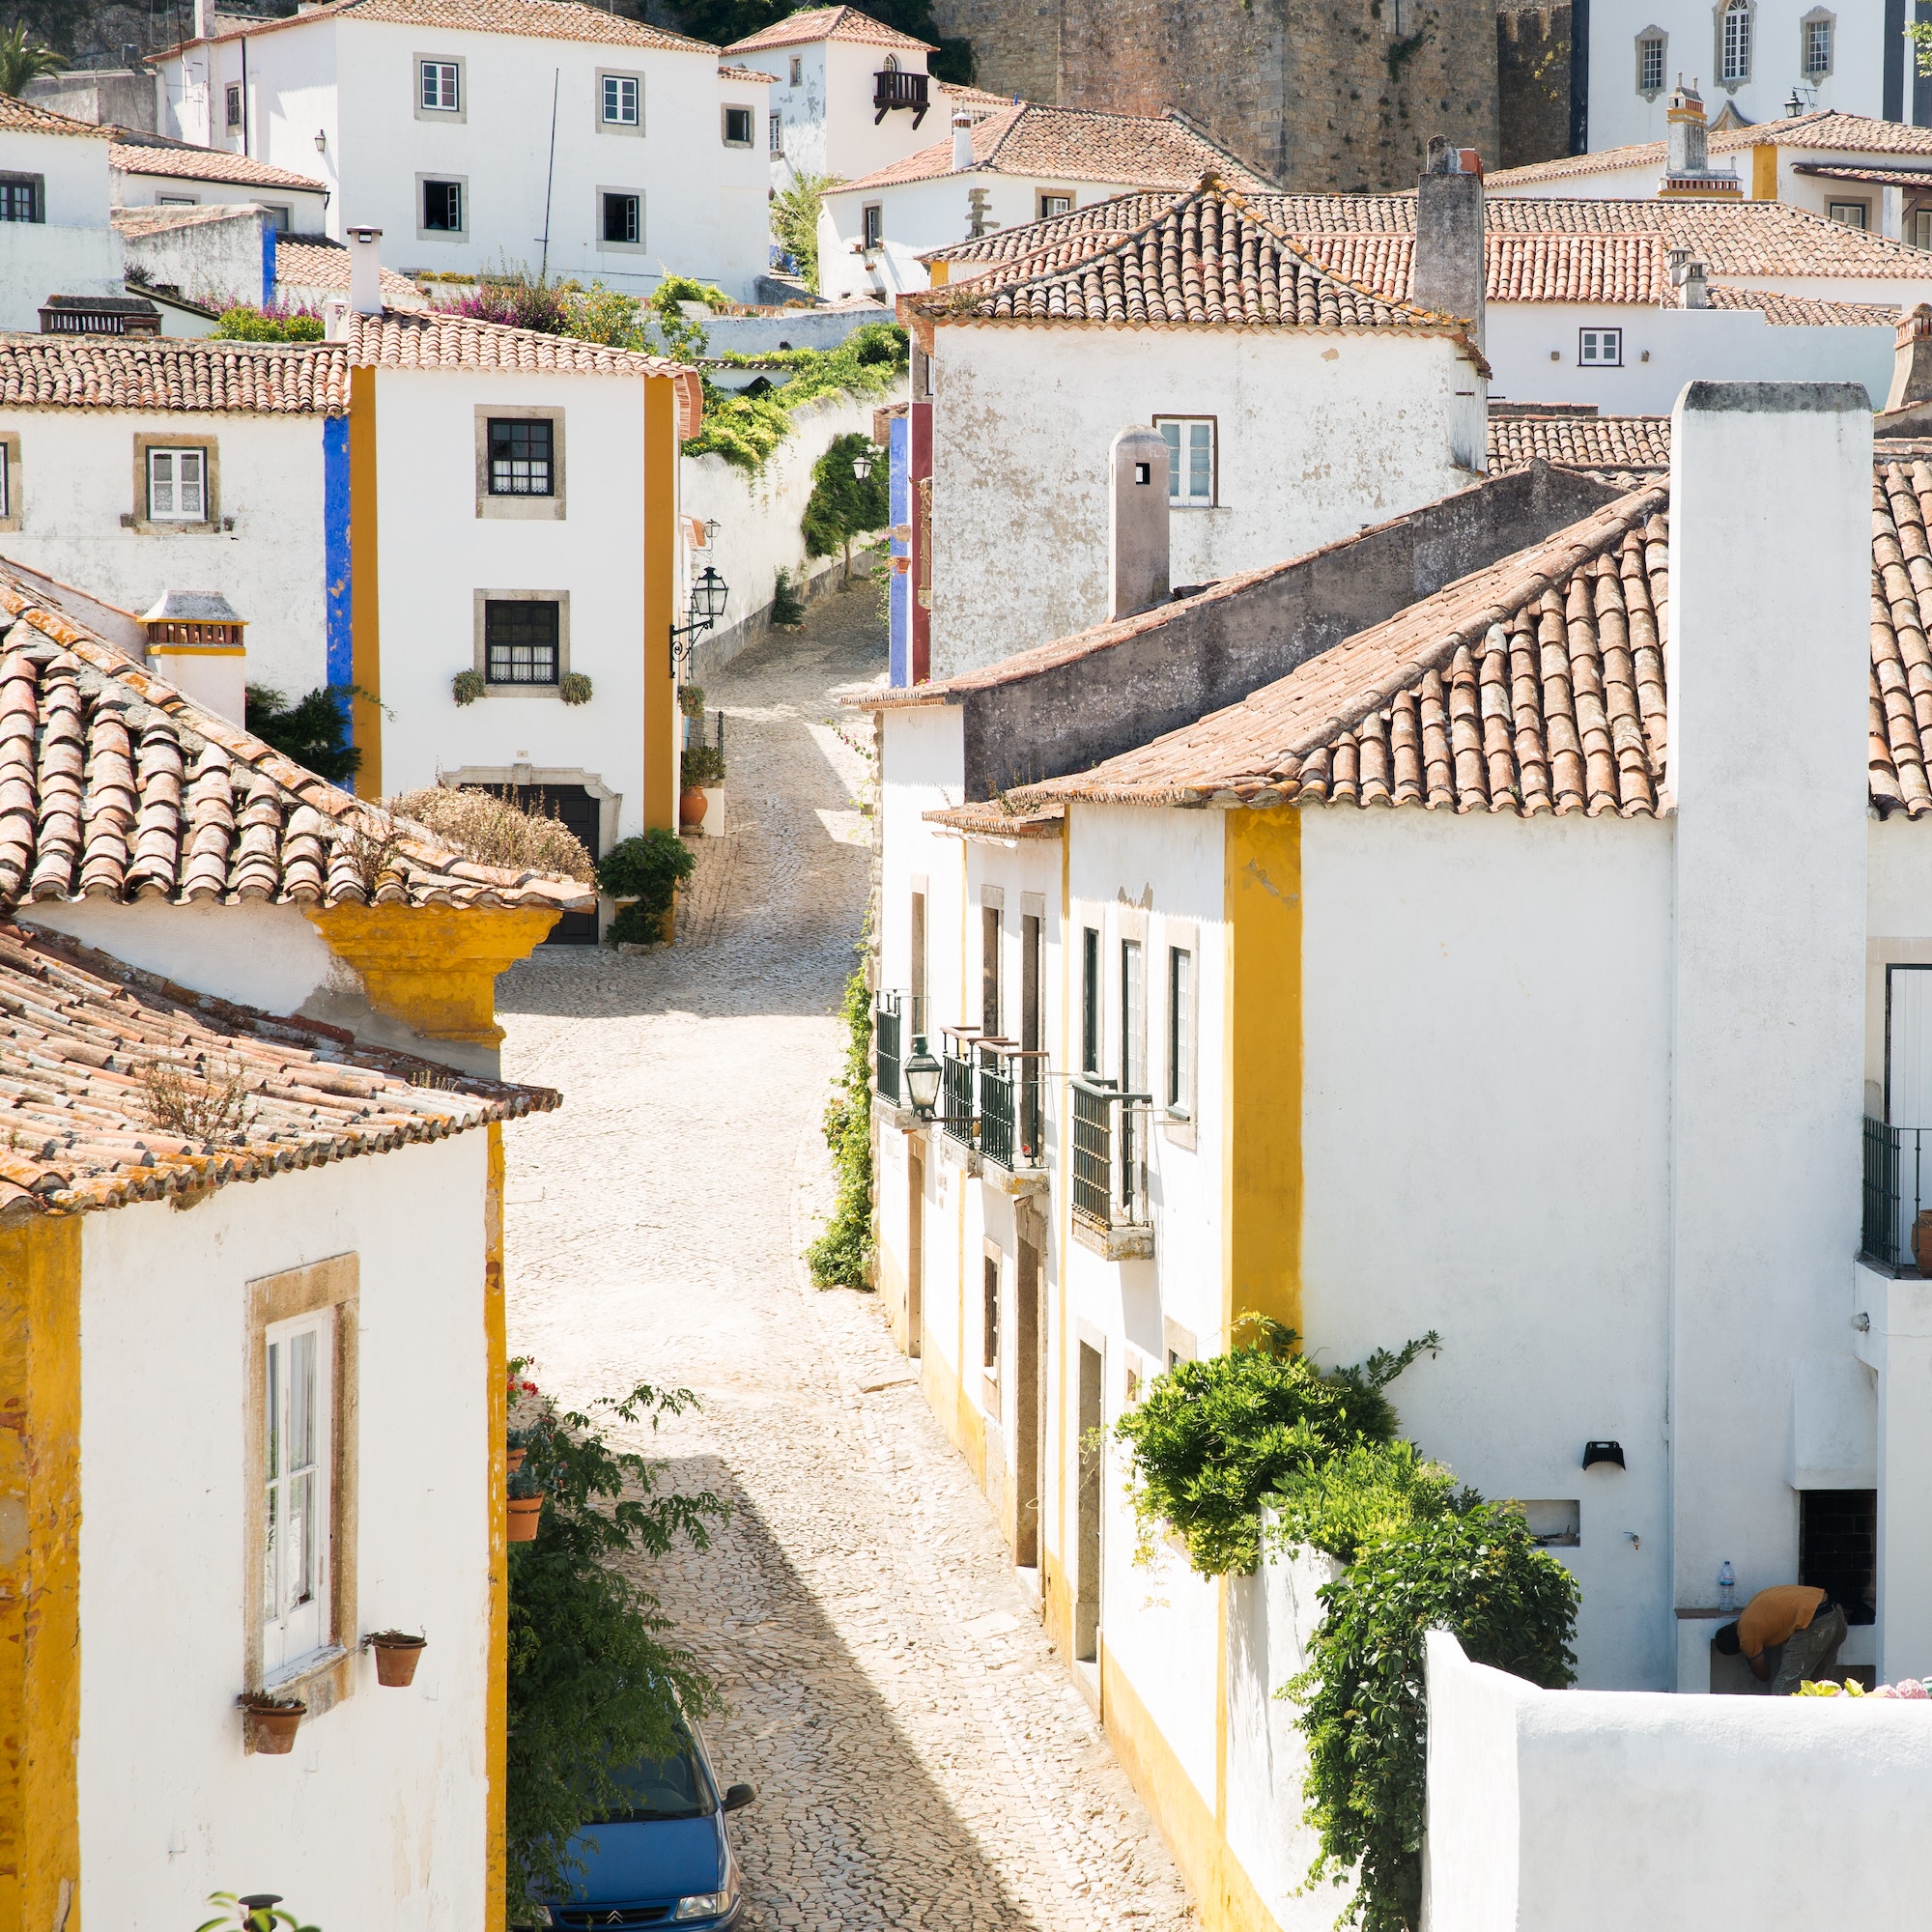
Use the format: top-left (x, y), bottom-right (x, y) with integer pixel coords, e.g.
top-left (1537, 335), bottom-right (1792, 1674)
top-left (0, 114), bottom-right (125, 327)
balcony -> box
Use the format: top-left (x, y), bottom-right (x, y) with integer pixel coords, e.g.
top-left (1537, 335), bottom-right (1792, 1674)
top-left (872, 990), bottom-right (926, 1110)
top-left (1070, 1077), bottom-right (1152, 1260)
top-left (940, 1025), bottom-right (980, 1154)
top-left (1861, 1117), bottom-right (1932, 1271)
top-left (979, 1041), bottom-right (1047, 1177)
top-left (872, 67), bottom-right (929, 127)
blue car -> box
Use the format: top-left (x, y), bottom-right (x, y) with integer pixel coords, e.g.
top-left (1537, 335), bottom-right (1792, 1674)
top-left (533, 1723), bottom-right (754, 1929)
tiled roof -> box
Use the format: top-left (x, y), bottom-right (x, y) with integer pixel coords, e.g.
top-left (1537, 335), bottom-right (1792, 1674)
top-left (194, 0), bottom-right (715, 53)
top-left (0, 333), bottom-right (349, 413)
top-left (271, 239), bottom-right (428, 306)
top-left (1871, 458), bottom-right (1932, 818)
top-left (1795, 163), bottom-right (1932, 189)
top-left (109, 139), bottom-right (326, 192)
top-left (0, 92), bottom-right (112, 138)
top-left (938, 81), bottom-right (1014, 109)
top-left (0, 922), bottom-right (555, 1224)
top-left (837, 105), bottom-right (1272, 195)
top-left (1704, 284), bottom-right (1896, 326)
top-left (1491, 111), bottom-right (1932, 187)
top-left (1487, 410), bottom-right (1670, 475)
top-left (920, 189), bottom-right (1175, 267)
top-left (923, 799), bottom-right (1065, 838)
top-left (0, 571), bottom-right (596, 913)
top-left (718, 62), bottom-right (777, 81)
top-left (915, 177), bottom-right (1469, 340)
top-left (724, 6), bottom-right (933, 54)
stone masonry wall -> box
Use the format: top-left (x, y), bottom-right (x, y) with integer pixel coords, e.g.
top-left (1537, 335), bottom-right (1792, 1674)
top-left (927, 0), bottom-right (1061, 107)
top-left (1497, 2), bottom-right (1572, 170)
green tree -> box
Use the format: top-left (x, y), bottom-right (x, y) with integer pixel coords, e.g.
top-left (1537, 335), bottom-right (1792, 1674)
top-left (770, 169), bottom-right (838, 291)
top-left (507, 1380), bottom-right (727, 1924)
top-left (802, 430), bottom-right (890, 582)
top-left (243, 684), bottom-right (361, 785)
top-left (0, 20), bottom-right (62, 93)
top-left (806, 957), bottom-right (874, 1288)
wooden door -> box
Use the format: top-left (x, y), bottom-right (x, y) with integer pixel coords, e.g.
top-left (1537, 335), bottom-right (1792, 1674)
top-left (498, 784), bottom-right (601, 945)
top-left (1014, 1236), bottom-right (1040, 1567)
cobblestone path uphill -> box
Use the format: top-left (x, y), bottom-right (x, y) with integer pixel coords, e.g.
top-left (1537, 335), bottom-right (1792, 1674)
top-left (497, 582), bottom-right (1195, 1932)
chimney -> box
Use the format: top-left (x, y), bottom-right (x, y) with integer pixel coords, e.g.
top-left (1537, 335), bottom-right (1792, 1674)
top-left (141, 591), bottom-right (248, 726)
top-left (191, 0), bottom-right (212, 39)
top-left (1109, 425), bottom-right (1169, 621)
top-left (1885, 303), bottom-right (1932, 414)
top-left (1414, 135), bottom-right (1485, 353)
top-left (1666, 75), bottom-right (1709, 179)
top-left (952, 109), bottom-right (973, 173)
top-left (1669, 249), bottom-right (1709, 308)
top-left (346, 225), bottom-right (383, 317)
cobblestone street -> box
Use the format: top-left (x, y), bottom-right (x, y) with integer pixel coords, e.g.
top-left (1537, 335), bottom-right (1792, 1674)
top-left (497, 580), bottom-right (1194, 1932)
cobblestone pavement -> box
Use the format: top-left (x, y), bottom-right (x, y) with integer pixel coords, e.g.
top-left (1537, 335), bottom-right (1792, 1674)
top-left (497, 579), bottom-right (1195, 1932)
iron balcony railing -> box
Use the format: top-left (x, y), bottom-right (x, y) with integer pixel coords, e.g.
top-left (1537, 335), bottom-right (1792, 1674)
top-left (979, 1043), bottom-right (1047, 1173)
top-left (872, 67), bottom-right (929, 124)
top-left (873, 990), bottom-right (925, 1106)
top-left (1861, 1116), bottom-right (1932, 1270)
top-left (1070, 1077), bottom-right (1151, 1231)
top-left (940, 1026), bottom-right (981, 1150)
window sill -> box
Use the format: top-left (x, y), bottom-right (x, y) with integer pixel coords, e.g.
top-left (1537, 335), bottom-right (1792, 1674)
top-left (479, 681), bottom-right (566, 700)
top-left (476, 493), bottom-right (566, 522)
top-left (122, 517), bottom-right (221, 535)
top-left (247, 1642), bottom-right (354, 1751)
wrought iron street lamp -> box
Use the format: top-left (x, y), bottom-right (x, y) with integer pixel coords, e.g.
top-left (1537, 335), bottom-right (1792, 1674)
top-left (902, 1035), bottom-right (943, 1116)
top-left (669, 565), bottom-right (729, 675)
top-left (851, 443), bottom-right (881, 480)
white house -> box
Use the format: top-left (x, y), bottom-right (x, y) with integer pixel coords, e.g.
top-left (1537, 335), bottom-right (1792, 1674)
top-left (110, 130), bottom-right (331, 233)
top-left (0, 92), bottom-right (125, 329)
top-left (818, 101), bottom-right (1271, 304)
top-left (895, 175), bottom-right (1489, 684)
top-left (1577, 2), bottom-right (1908, 159)
top-left (153, 0), bottom-right (771, 299)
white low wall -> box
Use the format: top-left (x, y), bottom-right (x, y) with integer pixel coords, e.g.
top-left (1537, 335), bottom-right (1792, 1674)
top-left (0, 221), bottom-right (125, 327)
top-left (682, 386), bottom-right (885, 677)
top-left (122, 207), bottom-right (272, 310)
top-left (701, 301), bottom-right (890, 355)
top-left (1424, 1629), bottom-right (1932, 1929)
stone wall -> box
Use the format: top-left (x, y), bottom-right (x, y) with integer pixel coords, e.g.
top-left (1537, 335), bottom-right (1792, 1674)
top-left (926, 0), bottom-right (1061, 107)
top-left (1497, 2), bottom-right (1572, 170)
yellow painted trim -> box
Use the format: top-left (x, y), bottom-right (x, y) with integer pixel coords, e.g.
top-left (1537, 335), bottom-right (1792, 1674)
top-left (1223, 810), bottom-right (1303, 1343)
top-left (485, 1124), bottom-right (507, 1932)
top-left (0, 1215), bottom-right (82, 1932)
top-left (928, 261), bottom-right (951, 289)
top-left (1752, 144), bottom-right (1777, 200)
top-left (305, 904), bottom-right (558, 1046)
top-left (644, 376), bottom-right (677, 841)
top-left (349, 362), bottom-right (383, 799)
top-left (148, 644), bottom-right (247, 659)
top-left (1101, 1645), bottom-right (1283, 1932)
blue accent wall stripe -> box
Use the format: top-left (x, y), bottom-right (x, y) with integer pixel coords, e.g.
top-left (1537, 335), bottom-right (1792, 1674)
top-left (262, 223), bottom-right (277, 309)
top-left (323, 414), bottom-right (353, 702)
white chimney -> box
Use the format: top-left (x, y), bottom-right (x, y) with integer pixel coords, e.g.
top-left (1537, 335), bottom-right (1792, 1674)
top-left (191, 0), bottom-right (212, 40)
top-left (1109, 425), bottom-right (1169, 620)
top-left (346, 225), bottom-right (383, 317)
top-left (952, 110), bottom-right (973, 173)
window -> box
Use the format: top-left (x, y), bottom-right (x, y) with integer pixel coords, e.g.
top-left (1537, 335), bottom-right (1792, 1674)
top-left (1021, 911), bottom-right (1041, 1051)
top-left (982, 1254), bottom-right (1000, 1373)
top-left (157, 192), bottom-right (196, 206)
top-left (0, 173), bottom-right (43, 222)
top-left (1720, 0), bottom-right (1749, 83)
top-left (1081, 927), bottom-right (1099, 1073)
top-left (0, 432), bottom-right (16, 527)
top-left (1828, 200), bottom-right (1867, 229)
top-left (485, 599), bottom-right (561, 684)
top-left (1802, 12), bottom-right (1832, 77)
top-left (602, 72), bottom-right (639, 125)
top-left (259, 202), bottom-right (291, 233)
top-left (1038, 191), bottom-right (1071, 218)
top-left (488, 418), bottom-right (554, 497)
top-left (769, 111), bottom-right (781, 153)
top-left (1578, 327), bottom-right (1623, 365)
top-left (910, 886), bottom-right (927, 1013)
top-left (420, 58), bottom-right (460, 110)
top-left (263, 1309), bottom-right (332, 1678)
top-left (981, 902), bottom-right (1001, 1036)
top-left (1167, 946), bottom-right (1192, 1116)
top-left (147, 446), bottom-right (207, 522)
top-left (789, 55), bottom-right (803, 85)
top-left (1637, 32), bottom-right (1665, 94)
top-left (422, 178), bottom-right (464, 232)
top-left (723, 104), bottom-right (754, 146)
top-left (602, 190), bottom-right (640, 245)
top-left (1914, 209), bottom-right (1932, 251)
top-left (862, 202), bottom-right (883, 249)
top-left (1155, 415), bottom-right (1215, 506)
top-left (1120, 938), bottom-right (1146, 1093)
top-left (225, 81), bottom-right (242, 128)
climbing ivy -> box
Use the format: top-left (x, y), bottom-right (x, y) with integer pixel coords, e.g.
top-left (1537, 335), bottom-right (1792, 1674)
top-left (806, 952), bottom-right (874, 1289)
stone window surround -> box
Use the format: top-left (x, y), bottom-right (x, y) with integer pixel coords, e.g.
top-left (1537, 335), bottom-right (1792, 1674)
top-left (1714, 0), bottom-right (1754, 91)
top-left (415, 52), bottom-right (467, 122)
top-left (242, 1253), bottom-right (360, 1750)
top-left (1800, 7), bottom-right (1834, 81)
top-left (440, 764), bottom-right (621, 859)
top-left (1827, 197), bottom-right (1871, 230)
top-left (596, 68), bottom-right (644, 135)
top-left (128, 431), bottom-right (219, 535)
top-left (1036, 186), bottom-right (1075, 221)
top-left (472, 587), bottom-right (572, 696)
top-left (416, 171), bottom-right (469, 242)
top-left (1634, 24), bottom-right (1667, 99)
top-left (1152, 413), bottom-right (1219, 510)
top-left (1160, 916), bottom-right (1198, 1151)
top-left (475, 406), bottom-right (566, 520)
top-left (980, 1238), bottom-right (1003, 1412)
top-left (0, 431), bottom-right (19, 533)
top-left (0, 169), bottom-right (45, 221)
top-left (595, 185), bottom-right (646, 254)
top-left (722, 102), bottom-right (756, 147)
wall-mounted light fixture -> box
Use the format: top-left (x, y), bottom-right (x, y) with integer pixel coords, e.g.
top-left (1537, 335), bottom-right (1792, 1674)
top-left (314, 128), bottom-right (327, 152)
top-left (1582, 1440), bottom-right (1626, 1470)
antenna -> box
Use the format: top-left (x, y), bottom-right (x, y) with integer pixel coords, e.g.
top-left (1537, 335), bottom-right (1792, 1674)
top-left (538, 67), bottom-right (559, 284)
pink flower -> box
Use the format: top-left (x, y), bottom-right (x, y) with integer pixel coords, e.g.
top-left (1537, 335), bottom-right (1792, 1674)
top-left (1897, 1679), bottom-right (1930, 1699)
top-left (1871, 1685), bottom-right (1900, 1698)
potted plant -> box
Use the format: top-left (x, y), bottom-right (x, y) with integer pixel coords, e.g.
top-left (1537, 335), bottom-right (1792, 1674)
top-left (365, 1629), bottom-right (429, 1688)
top-left (680, 743), bottom-right (724, 831)
top-left (595, 830), bottom-right (696, 947)
top-left (506, 1425), bottom-right (529, 1474)
top-left (239, 1692), bottom-right (306, 1754)
top-left (195, 1892), bottom-right (321, 1932)
top-left (507, 1465), bottom-right (544, 1541)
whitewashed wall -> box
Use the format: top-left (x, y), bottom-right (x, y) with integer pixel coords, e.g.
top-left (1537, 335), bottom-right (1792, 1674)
top-left (1425, 1629), bottom-right (1932, 1930)
top-left (926, 325), bottom-right (1485, 681)
top-left (113, 168), bottom-right (331, 230)
top-left (0, 122), bottom-right (113, 223)
top-left (0, 407), bottom-right (328, 697)
top-left (0, 221), bottom-right (127, 327)
top-left (121, 206), bottom-right (274, 309)
top-left (77, 1131), bottom-right (494, 1932)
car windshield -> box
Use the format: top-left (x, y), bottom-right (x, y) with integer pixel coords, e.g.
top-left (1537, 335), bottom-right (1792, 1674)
top-left (591, 1737), bottom-right (717, 1823)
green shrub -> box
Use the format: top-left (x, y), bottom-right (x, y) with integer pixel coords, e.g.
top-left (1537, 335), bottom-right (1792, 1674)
top-left (1290, 1501), bottom-right (1579, 1932)
top-left (213, 305), bottom-right (325, 341)
top-left (1266, 1438), bottom-right (1460, 1566)
top-left (596, 829), bottom-right (696, 919)
top-left (1112, 1320), bottom-right (1435, 1575)
top-left (803, 430), bottom-right (892, 572)
top-left (770, 566), bottom-right (806, 627)
top-left (806, 959), bottom-right (874, 1289)
top-left (686, 324), bottom-right (909, 475)
top-left (769, 170), bottom-right (837, 290)
top-left (243, 683), bottom-right (360, 784)
top-left (681, 743), bottom-right (724, 789)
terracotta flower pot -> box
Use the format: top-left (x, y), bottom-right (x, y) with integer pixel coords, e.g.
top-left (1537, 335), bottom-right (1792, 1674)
top-left (505, 1447), bottom-right (526, 1474)
top-left (243, 1699), bottom-right (305, 1754)
top-left (369, 1633), bottom-right (427, 1688)
top-left (1914, 1210), bottom-right (1932, 1276)
top-left (507, 1495), bottom-right (544, 1542)
top-left (679, 786), bottom-right (708, 830)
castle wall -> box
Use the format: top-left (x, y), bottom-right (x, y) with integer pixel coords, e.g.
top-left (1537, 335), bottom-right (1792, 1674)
top-left (1497, 2), bottom-right (1572, 170)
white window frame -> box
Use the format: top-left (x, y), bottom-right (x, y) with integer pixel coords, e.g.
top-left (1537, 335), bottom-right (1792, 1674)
top-left (415, 55), bottom-right (466, 121)
top-left (1154, 414), bottom-right (1216, 507)
top-left (417, 172), bottom-right (468, 241)
top-left (1800, 8), bottom-right (1833, 80)
top-left (1166, 944), bottom-right (1192, 1117)
top-left (1913, 208), bottom-right (1932, 252)
top-left (599, 69), bottom-right (641, 131)
top-left (722, 102), bottom-right (755, 147)
top-left (0, 431), bottom-right (16, 528)
top-left (788, 55), bottom-right (803, 85)
top-left (596, 185), bottom-right (644, 253)
top-left (1037, 190), bottom-right (1072, 219)
top-left (147, 445), bottom-right (208, 523)
top-left (862, 201), bottom-right (883, 249)
top-left (262, 1307), bottom-right (333, 1682)
top-left (1635, 28), bottom-right (1666, 97)
top-left (1120, 935), bottom-right (1147, 1094)
top-left (1828, 200), bottom-right (1868, 229)
top-left (1719, 0), bottom-right (1751, 85)
top-left (769, 110), bottom-right (781, 153)
top-left (1578, 327), bottom-right (1623, 367)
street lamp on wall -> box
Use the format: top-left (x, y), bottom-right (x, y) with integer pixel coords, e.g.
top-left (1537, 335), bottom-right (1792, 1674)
top-left (851, 443), bottom-right (882, 480)
top-left (669, 565), bottom-right (729, 676)
top-left (902, 1036), bottom-right (943, 1117)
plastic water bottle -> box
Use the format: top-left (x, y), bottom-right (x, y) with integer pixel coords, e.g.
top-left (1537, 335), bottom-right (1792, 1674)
top-left (1719, 1561), bottom-right (1737, 1613)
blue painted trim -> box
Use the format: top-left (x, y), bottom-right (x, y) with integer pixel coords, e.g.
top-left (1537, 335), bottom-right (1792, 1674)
top-left (888, 413), bottom-right (909, 687)
top-left (323, 415), bottom-right (352, 707)
top-left (262, 222), bottom-right (277, 309)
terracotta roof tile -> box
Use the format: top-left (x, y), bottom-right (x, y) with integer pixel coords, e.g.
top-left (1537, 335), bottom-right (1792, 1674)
top-left (109, 139), bottom-right (325, 191)
top-left (0, 570), bottom-right (595, 913)
top-left (272, 239), bottom-right (428, 305)
top-left (0, 332), bottom-right (349, 413)
top-left (718, 61), bottom-right (777, 80)
top-left (724, 6), bottom-right (932, 53)
top-left (0, 921), bottom-right (556, 1224)
top-left (839, 105), bottom-right (1271, 195)
top-left (194, 0), bottom-right (715, 51)
top-left (0, 91), bottom-right (113, 138)
top-left (1704, 284), bottom-right (1897, 326)
top-left (923, 799), bottom-right (1065, 838)
top-left (1491, 110), bottom-right (1932, 187)
top-left (1487, 410), bottom-right (1671, 475)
